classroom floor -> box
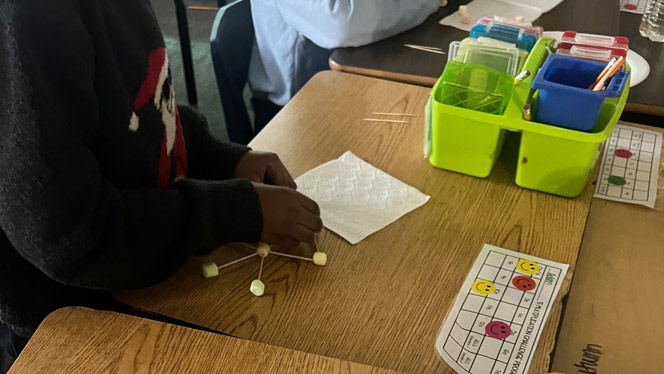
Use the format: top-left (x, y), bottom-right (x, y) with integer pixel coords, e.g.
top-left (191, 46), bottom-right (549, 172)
top-left (151, 0), bottom-right (230, 141)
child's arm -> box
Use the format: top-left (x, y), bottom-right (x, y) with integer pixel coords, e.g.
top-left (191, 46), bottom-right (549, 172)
top-left (178, 105), bottom-right (297, 187)
top-left (0, 4), bottom-right (263, 290)
top-left (177, 105), bottom-right (250, 181)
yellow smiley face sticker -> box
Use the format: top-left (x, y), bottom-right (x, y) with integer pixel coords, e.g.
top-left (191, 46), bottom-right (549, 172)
top-left (516, 260), bottom-right (539, 275)
top-left (471, 280), bottom-right (496, 296)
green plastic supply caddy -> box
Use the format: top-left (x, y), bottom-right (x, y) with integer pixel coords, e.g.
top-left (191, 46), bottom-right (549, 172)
top-left (427, 38), bottom-right (631, 197)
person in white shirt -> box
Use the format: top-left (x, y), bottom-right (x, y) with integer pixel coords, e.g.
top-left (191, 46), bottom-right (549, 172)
top-left (248, 0), bottom-right (440, 128)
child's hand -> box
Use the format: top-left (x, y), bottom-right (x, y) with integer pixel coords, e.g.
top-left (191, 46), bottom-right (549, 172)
top-left (253, 183), bottom-right (322, 248)
top-left (234, 151), bottom-right (296, 189)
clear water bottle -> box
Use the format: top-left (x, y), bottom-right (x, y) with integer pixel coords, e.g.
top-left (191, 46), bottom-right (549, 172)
top-left (640, 0), bottom-right (664, 42)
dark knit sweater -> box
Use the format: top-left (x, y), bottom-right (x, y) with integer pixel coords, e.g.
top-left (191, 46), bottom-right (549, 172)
top-left (0, 0), bottom-right (262, 337)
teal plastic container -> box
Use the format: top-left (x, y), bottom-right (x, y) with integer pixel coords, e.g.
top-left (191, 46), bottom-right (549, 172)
top-left (428, 38), bottom-right (630, 197)
top-left (470, 23), bottom-right (537, 51)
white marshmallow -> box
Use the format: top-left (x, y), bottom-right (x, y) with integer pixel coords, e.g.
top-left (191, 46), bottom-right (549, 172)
top-left (201, 262), bottom-right (219, 278)
top-left (250, 279), bottom-right (265, 296)
top-left (313, 252), bottom-right (327, 266)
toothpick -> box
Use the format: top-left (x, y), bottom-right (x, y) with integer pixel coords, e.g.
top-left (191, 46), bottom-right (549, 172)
top-left (404, 44), bottom-right (446, 55)
top-left (258, 257), bottom-right (264, 280)
top-left (314, 235), bottom-right (320, 252)
top-left (404, 43), bottom-right (443, 51)
top-left (363, 118), bottom-right (409, 124)
top-left (217, 253), bottom-right (258, 270)
top-left (371, 112), bottom-right (417, 117)
top-left (270, 251), bottom-right (313, 262)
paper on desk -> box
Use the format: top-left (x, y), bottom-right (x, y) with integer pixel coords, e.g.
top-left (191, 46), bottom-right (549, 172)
top-left (514, 0), bottom-right (565, 12)
top-left (620, 0), bottom-right (648, 14)
top-left (439, 0), bottom-right (564, 32)
top-left (295, 151), bottom-right (429, 245)
top-left (435, 244), bottom-right (568, 374)
top-left (594, 125), bottom-right (662, 209)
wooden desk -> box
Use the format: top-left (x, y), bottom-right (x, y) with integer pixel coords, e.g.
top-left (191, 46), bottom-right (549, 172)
top-left (330, 0), bottom-right (664, 116)
top-left (116, 71), bottom-right (595, 373)
top-left (551, 124), bottom-right (664, 374)
top-left (9, 307), bottom-right (398, 374)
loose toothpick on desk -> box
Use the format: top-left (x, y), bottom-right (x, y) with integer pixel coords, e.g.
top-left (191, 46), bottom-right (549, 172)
top-left (404, 44), bottom-right (446, 55)
top-left (370, 112), bottom-right (416, 117)
top-left (363, 111), bottom-right (416, 124)
top-left (362, 118), bottom-right (409, 124)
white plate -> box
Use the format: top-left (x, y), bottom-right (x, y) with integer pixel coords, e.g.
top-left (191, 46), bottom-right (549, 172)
top-left (542, 31), bottom-right (650, 87)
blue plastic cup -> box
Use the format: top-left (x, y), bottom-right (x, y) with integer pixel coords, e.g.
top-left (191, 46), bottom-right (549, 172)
top-left (532, 54), bottom-right (629, 132)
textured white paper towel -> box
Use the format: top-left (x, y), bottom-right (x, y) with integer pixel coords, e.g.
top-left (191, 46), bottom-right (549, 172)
top-left (295, 151), bottom-right (430, 245)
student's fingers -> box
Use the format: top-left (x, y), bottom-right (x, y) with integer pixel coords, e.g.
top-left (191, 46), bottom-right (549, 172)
top-left (290, 223), bottom-right (316, 244)
top-left (264, 164), bottom-right (279, 184)
top-left (297, 194), bottom-right (320, 216)
top-left (288, 175), bottom-right (297, 189)
top-left (266, 164), bottom-right (295, 188)
top-left (279, 236), bottom-right (300, 249)
top-left (298, 210), bottom-right (323, 233)
top-left (284, 171), bottom-right (297, 189)
top-left (272, 159), bottom-right (296, 188)
top-left (246, 173), bottom-right (263, 183)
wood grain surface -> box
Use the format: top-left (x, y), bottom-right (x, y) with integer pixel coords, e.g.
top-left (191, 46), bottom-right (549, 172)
top-left (551, 124), bottom-right (664, 374)
top-left (116, 71), bottom-right (595, 373)
top-left (330, 0), bottom-right (664, 116)
top-left (9, 307), bottom-right (399, 374)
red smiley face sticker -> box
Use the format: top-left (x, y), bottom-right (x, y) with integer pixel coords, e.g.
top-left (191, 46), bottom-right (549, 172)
top-left (512, 276), bottom-right (536, 291)
top-left (485, 321), bottom-right (511, 339)
top-left (614, 149), bottom-right (633, 159)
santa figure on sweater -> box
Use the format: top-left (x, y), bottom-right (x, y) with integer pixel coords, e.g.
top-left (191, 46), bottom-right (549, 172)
top-left (128, 47), bottom-right (187, 189)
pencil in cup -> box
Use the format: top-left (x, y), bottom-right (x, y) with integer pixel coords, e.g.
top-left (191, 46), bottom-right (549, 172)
top-left (590, 56), bottom-right (624, 91)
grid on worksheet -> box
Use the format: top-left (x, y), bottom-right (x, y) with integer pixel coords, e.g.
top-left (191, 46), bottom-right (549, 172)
top-left (597, 128), bottom-right (655, 201)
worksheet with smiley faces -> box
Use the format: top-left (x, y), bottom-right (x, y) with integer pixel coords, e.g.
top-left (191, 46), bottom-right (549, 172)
top-left (594, 125), bottom-right (662, 209)
top-left (435, 244), bottom-right (568, 374)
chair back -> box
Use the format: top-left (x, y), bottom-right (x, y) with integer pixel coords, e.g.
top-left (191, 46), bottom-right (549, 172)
top-left (210, 0), bottom-right (254, 144)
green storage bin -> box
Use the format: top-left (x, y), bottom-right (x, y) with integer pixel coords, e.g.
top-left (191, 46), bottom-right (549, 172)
top-left (428, 38), bottom-right (630, 197)
top-left (437, 61), bottom-right (514, 114)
